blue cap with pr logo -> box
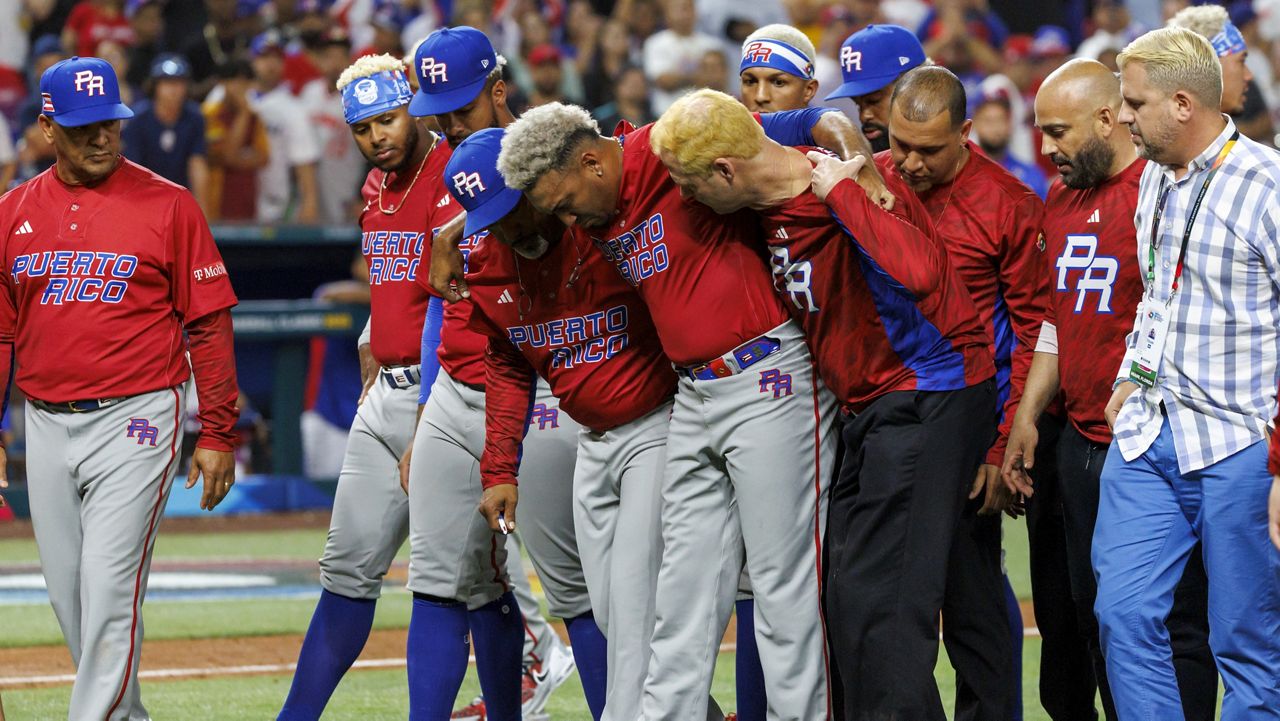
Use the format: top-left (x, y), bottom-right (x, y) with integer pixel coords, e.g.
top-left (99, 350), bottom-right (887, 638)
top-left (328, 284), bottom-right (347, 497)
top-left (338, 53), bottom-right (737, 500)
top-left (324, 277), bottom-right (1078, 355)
top-left (825, 25), bottom-right (925, 100)
top-left (444, 127), bottom-right (522, 237)
top-left (409, 26), bottom-right (499, 117)
top-left (40, 56), bottom-right (134, 127)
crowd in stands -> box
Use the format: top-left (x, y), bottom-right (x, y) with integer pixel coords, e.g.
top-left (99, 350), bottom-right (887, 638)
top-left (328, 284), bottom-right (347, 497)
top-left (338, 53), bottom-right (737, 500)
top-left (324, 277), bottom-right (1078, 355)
top-left (2, 0), bottom-right (1280, 220)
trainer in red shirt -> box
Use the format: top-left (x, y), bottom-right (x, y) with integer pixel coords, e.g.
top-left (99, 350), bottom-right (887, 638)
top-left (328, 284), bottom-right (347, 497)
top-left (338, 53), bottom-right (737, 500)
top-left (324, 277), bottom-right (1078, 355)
top-left (646, 88), bottom-right (999, 721)
top-left (878, 67), bottom-right (1049, 472)
top-left (1001, 59), bottom-right (1218, 720)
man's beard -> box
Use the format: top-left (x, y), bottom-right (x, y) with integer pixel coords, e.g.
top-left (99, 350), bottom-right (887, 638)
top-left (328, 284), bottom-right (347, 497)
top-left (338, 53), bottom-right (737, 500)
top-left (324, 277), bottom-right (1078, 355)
top-left (384, 124), bottom-right (420, 172)
top-left (1056, 135), bottom-right (1115, 190)
top-left (512, 234), bottom-right (550, 259)
top-left (865, 122), bottom-right (889, 153)
top-left (978, 139), bottom-right (1008, 158)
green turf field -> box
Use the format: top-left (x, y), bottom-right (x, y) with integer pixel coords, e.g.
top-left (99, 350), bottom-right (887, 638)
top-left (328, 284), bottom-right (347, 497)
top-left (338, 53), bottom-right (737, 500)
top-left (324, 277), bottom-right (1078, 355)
top-left (0, 518), bottom-right (1057, 720)
top-left (3, 644), bottom-right (1054, 720)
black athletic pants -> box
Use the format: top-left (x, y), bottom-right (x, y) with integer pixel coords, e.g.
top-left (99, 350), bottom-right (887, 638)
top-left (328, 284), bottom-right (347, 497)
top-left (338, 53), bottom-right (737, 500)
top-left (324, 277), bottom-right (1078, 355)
top-left (826, 380), bottom-right (995, 721)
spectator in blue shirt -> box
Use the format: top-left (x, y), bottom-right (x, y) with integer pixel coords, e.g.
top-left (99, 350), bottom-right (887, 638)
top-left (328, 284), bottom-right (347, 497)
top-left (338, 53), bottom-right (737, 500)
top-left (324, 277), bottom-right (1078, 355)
top-left (972, 89), bottom-right (1050, 198)
top-left (122, 54), bottom-right (211, 213)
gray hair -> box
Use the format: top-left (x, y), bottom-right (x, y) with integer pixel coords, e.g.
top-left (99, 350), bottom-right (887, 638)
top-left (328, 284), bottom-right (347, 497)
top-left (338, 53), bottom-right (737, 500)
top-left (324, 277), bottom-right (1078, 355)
top-left (498, 102), bottom-right (601, 191)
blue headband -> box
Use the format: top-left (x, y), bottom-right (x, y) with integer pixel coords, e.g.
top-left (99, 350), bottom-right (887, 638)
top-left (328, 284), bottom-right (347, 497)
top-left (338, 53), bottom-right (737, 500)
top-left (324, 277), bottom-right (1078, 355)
top-left (739, 39), bottom-right (814, 80)
top-left (1211, 20), bottom-right (1247, 57)
top-left (342, 68), bottom-right (413, 125)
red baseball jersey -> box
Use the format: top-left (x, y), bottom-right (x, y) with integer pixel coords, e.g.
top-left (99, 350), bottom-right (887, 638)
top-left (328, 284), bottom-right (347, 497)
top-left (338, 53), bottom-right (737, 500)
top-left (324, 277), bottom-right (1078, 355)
top-left (878, 145), bottom-right (1048, 464)
top-left (0, 159), bottom-right (237, 401)
top-left (593, 123), bottom-right (790, 366)
top-left (1041, 159), bottom-right (1146, 444)
top-left (403, 137), bottom-right (486, 386)
top-left (359, 140), bottom-right (445, 368)
top-left (467, 231), bottom-right (676, 487)
top-left (764, 173), bottom-right (993, 410)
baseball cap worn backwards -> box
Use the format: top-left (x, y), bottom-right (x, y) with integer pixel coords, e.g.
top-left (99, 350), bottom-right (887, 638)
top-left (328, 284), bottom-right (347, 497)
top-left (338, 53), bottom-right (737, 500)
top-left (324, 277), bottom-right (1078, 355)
top-left (410, 26), bottom-right (499, 117)
top-left (444, 127), bottom-right (522, 237)
top-left (343, 67), bottom-right (413, 125)
top-left (40, 56), bottom-right (134, 127)
top-left (826, 24), bottom-right (925, 100)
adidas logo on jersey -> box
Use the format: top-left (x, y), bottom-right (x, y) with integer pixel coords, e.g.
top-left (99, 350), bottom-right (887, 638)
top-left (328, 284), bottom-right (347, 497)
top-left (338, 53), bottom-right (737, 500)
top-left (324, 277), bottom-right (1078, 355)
top-left (14, 220), bottom-right (33, 235)
top-left (775, 227), bottom-right (790, 239)
top-left (1087, 209), bottom-right (1101, 223)
top-left (498, 289), bottom-right (514, 304)
top-left (437, 194), bottom-right (451, 208)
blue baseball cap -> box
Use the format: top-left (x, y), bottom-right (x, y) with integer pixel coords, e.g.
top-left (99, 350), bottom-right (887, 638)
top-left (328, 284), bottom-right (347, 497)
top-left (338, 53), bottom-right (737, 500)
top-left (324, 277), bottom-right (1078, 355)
top-left (342, 65), bottom-right (413, 125)
top-left (250, 31), bottom-right (284, 57)
top-left (40, 56), bottom-right (134, 127)
top-left (150, 53), bottom-right (191, 80)
top-left (444, 127), bottom-right (522, 237)
top-left (409, 26), bottom-right (499, 117)
top-left (825, 25), bottom-right (925, 100)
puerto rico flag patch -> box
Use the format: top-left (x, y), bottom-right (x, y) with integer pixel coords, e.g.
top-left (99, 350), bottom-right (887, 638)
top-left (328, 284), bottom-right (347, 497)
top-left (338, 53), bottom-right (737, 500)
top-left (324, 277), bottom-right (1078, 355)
top-left (41, 93), bottom-right (54, 112)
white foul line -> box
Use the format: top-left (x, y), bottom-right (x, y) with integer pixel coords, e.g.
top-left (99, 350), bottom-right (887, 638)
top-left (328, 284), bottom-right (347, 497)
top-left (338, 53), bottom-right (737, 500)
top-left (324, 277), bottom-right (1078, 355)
top-left (0, 632), bottom-right (1041, 689)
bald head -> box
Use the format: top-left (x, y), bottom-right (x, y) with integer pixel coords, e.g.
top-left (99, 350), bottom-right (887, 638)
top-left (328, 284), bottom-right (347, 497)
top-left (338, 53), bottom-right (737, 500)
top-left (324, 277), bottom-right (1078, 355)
top-left (1034, 58), bottom-right (1133, 189)
top-left (891, 66), bottom-right (967, 131)
top-left (1038, 58), bottom-right (1122, 113)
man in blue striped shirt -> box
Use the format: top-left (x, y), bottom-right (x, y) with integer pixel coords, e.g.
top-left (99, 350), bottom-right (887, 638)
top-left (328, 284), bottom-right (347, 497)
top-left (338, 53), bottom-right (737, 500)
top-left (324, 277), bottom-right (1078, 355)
top-left (1098, 26), bottom-right (1280, 720)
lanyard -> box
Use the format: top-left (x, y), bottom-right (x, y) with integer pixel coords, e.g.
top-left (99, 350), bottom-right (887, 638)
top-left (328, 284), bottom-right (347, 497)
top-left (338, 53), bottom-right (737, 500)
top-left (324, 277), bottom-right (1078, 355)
top-left (1146, 130), bottom-right (1239, 299)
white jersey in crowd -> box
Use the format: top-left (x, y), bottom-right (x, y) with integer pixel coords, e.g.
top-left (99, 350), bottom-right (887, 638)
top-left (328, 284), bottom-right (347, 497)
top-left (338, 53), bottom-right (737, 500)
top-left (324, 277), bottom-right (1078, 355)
top-left (251, 82), bottom-right (322, 223)
top-left (300, 80), bottom-right (367, 225)
top-left (642, 28), bottom-right (725, 114)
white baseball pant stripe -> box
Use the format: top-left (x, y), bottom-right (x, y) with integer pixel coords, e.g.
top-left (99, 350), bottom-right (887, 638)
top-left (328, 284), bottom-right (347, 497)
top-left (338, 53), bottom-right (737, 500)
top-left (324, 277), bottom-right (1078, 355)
top-left (27, 385), bottom-right (186, 721)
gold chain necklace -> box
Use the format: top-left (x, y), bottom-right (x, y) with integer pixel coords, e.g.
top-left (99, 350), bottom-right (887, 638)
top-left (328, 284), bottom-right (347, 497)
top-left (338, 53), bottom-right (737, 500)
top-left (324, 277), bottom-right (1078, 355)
top-left (378, 134), bottom-right (438, 215)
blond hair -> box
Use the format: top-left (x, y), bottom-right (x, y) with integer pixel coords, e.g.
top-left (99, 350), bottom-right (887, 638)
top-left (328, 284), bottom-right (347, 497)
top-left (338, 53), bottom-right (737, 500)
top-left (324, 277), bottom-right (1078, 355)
top-left (1117, 27), bottom-right (1222, 109)
top-left (1168, 4), bottom-right (1228, 40)
top-left (336, 54), bottom-right (407, 91)
top-left (649, 89), bottom-right (763, 177)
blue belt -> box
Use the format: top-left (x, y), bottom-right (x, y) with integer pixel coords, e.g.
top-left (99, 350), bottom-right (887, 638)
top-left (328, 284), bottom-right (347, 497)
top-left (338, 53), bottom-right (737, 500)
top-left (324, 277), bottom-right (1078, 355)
top-left (678, 334), bottom-right (781, 381)
top-left (31, 396), bottom-right (127, 413)
top-left (380, 365), bottom-right (422, 389)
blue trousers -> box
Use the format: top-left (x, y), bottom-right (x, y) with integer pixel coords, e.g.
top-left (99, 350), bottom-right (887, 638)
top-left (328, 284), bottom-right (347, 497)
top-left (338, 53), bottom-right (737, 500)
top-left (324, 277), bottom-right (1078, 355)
top-left (1093, 418), bottom-right (1280, 720)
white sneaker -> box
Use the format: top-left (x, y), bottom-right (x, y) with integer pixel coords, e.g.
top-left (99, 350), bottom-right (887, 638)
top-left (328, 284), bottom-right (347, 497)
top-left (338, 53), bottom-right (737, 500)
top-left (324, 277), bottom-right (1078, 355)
top-left (526, 638), bottom-right (576, 715)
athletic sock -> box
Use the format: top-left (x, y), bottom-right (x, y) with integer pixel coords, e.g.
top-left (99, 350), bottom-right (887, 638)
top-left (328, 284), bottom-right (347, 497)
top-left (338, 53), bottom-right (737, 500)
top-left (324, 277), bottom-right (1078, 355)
top-left (735, 598), bottom-right (768, 721)
top-left (407, 594), bottom-right (471, 721)
top-left (277, 589), bottom-right (377, 721)
top-left (565, 613), bottom-right (608, 720)
top-left (469, 590), bottom-right (525, 721)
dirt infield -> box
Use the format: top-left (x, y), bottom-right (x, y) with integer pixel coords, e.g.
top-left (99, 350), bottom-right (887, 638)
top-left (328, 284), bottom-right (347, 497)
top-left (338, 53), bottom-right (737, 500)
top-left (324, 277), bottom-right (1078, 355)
top-left (0, 510), bottom-right (333, 541)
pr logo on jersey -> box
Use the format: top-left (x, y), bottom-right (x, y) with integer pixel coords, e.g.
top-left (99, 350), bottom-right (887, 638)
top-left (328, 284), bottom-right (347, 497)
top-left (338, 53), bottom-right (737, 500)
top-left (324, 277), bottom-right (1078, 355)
top-left (420, 57), bottom-right (448, 84)
top-left (840, 47), bottom-right (862, 72)
top-left (769, 242), bottom-right (819, 313)
top-left (529, 403), bottom-right (560, 430)
top-left (452, 171), bottom-right (486, 198)
top-left (74, 70), bottom-right (105, 97)
top-left (758, 369), bottom-right (793, 398)
top-left (126, 418), bottom-right (159, 447)
top-left (1056, 234), bottom-right (1118, 313)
